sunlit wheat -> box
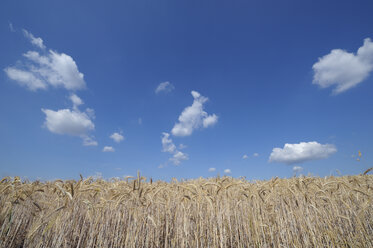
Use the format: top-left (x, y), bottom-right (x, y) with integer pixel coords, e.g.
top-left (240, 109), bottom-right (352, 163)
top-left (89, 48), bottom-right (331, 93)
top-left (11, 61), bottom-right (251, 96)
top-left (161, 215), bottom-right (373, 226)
top-left (0, 171), bottom-right (372, 247)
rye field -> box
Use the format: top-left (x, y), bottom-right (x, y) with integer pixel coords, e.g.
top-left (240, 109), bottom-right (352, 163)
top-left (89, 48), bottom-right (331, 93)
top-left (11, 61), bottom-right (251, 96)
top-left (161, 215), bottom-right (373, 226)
top-left (0, 171), bottom-right (372, 248)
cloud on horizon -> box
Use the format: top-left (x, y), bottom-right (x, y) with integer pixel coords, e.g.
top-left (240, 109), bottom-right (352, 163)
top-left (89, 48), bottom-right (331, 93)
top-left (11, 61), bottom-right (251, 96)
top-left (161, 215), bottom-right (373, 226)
top-left (269, 141), bottom-right (337, 165)
top-left (293, 166), bottom-right (303, 174)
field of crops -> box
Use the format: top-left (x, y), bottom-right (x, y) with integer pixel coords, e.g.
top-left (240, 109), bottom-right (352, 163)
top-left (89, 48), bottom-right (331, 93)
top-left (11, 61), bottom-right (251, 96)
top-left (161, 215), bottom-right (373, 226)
top-left (1, 172), bottom-right (372, 247)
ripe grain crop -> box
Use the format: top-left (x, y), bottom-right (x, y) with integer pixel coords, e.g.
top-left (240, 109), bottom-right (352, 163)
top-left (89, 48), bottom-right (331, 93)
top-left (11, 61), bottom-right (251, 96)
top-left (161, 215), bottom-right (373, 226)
top-left (0, 172), bottom-right (372, 247)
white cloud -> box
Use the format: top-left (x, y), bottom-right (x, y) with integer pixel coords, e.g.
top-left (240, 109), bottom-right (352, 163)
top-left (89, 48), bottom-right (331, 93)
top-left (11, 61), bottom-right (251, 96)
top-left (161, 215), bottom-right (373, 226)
top-left (110, 132), bottom-right (124, 143)
top-left (41, 95), bottom-right (97, 146)
top-left (224, 169), bottom-right (231, 174)
top-left (42, 108), bottom-right (94, 136)
top-left (4, 67), bottom-right (47, 91)
top-left (5, 50), bottom-right (86, 91)
top-left (160, 91), bottom-right (217, 165)
top-left (26, 50), bottom-right (86, 90)
top-left (203, 114), bottom-right (218, 128)
top-left (103, 146), bottom-right (115, 152)
top-left (161, 132), bottom-right (176, 153)
top-left (313, 38), bottom-right (373, 94)
top-left (170, 151), bottom-right (189, 165)
top-left (155, 81), bottom-right (174, 94)
top-left (293, 166), bottom-right (303, 174)
top-left (171, 91), bottom-right (218, 136)
top-left (208, 167), bottom-right (216, 172)
top-left (22, 29), bottom-right (46, 49)
top-left (242, 154), bottom-right (248, 159)
top-left (6, 31), bottom-right (97, 146)
top-left (253, 153), bottom-right (259, 157)
top-left (70, 94), bottom-right (83, 109)
top-left (269, 141), bottom-right (337, 165)
top-left (161, 132), bottom-right (188, 165)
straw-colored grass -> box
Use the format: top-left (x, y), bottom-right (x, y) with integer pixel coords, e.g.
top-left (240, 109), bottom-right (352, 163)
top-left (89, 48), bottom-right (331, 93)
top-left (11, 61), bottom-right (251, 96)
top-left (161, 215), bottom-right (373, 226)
top-left (0, 172), bottom-right (372, 247)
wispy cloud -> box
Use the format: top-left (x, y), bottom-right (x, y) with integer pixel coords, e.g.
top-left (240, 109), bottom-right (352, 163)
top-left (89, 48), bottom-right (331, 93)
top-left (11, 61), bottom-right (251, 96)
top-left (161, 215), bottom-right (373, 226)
top-left (103, 146), bottom-right (115, 152)
top-left (243, 153), bottom-right (259, 159)
top-left (179, 144), bottom-right (187, 149)
top-left (9, 22), bottom-right (15, 32)
top-left (269, 141), bottom-right (337, 165)
top-left (155, 81), bottom-right (174, 94)
top-left (224, 169), bottom-right (231, 174)
top-left (170, 151), bottom-right (189, 165)
top-left (4, 67), bottom-right (47, 91)
top-left (208, 167), bottom-right (216, 172)
top-left (293, 166), bottom-right (303, 174)
top-left (22, 29), bottom-right (46, 49)
top-left (82, 136), bottom-right (98, 146)
top-left (161, 132), bottom-right (188, 165)
top-left (313, 38), bottom-right (373, 94)
top-left (161, 132), bottom-right (176, 153)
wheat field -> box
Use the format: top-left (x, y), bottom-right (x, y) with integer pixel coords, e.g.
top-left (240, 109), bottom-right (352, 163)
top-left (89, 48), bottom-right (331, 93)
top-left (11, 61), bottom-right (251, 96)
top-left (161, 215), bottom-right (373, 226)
top-left (1, 171), bottom-right (372, 248)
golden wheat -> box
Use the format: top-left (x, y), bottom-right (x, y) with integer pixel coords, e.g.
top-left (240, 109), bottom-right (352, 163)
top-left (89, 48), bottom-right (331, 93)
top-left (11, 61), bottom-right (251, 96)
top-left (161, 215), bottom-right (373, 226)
top-left (0, 173), bottom-right (372, 247)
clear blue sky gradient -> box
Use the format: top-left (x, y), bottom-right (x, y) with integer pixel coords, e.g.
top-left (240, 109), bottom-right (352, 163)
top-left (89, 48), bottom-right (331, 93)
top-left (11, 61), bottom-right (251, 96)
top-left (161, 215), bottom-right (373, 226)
top-left (0, 0), bottom-right (372, 180)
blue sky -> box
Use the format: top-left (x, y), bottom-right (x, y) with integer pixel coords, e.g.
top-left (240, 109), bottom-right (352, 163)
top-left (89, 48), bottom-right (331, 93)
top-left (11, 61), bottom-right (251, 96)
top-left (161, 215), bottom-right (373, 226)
top-left (1, 0), bottom-right (373, 181)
